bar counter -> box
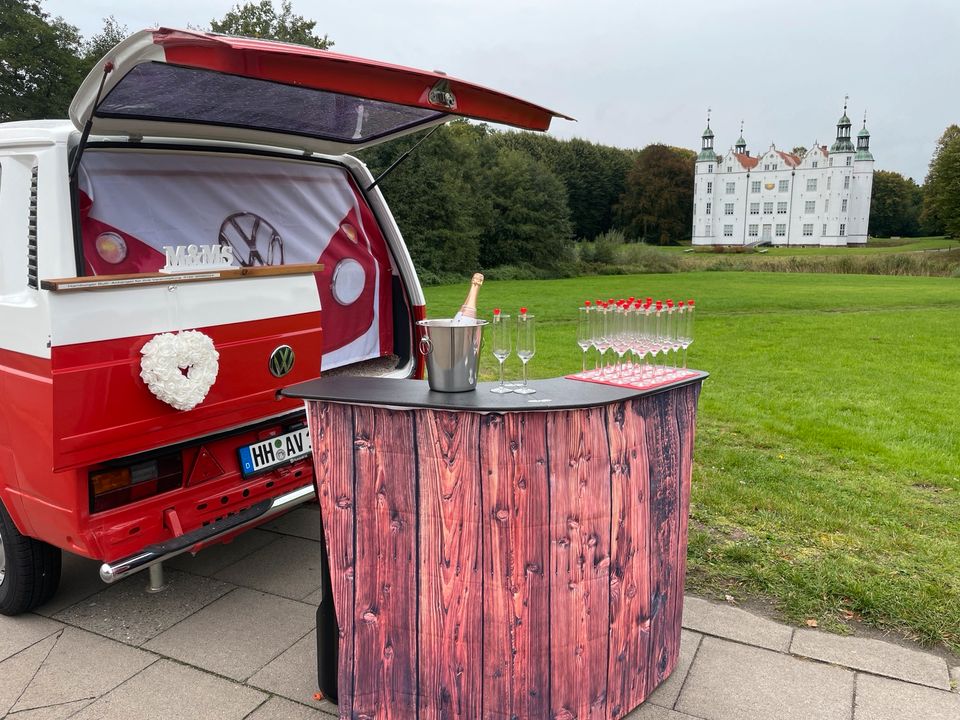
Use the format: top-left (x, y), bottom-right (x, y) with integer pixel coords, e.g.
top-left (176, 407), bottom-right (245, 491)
top-left (281, 372), bottom-right (707, 720)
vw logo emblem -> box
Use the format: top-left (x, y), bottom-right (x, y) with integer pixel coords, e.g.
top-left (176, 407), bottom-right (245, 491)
top-left (269, 345), bottom-right (295, 378)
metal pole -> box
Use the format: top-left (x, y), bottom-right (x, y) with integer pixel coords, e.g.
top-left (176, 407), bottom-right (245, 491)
top-left (147, 562), bottom-right (167, 593)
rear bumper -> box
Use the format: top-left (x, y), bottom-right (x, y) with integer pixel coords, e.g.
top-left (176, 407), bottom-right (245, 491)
top-left (99, 482), bottom-right (315, 583)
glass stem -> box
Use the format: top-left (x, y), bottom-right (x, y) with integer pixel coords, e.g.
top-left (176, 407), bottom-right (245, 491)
top-left (522, 360), bottom-right (528, 388)
top-left (499, 359), bottom-right (505, 387)
top-left (581, 349), bottom-right (587, 374)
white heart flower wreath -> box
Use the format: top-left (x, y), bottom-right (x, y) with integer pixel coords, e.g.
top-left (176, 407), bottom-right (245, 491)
top-left (140, 330), bottom-right (220, 411)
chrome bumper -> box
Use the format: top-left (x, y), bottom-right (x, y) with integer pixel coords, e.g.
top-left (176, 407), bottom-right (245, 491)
top-left (99, 483), bottom-right (316, 584)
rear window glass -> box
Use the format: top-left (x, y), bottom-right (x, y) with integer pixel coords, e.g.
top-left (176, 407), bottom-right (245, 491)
top-left (96, 62), bottom-right (446, 143)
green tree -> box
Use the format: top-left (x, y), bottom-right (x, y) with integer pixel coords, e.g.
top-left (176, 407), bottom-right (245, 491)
top-left (868, 170), bottom-right (922, 238)
top-left (617, 144), bottom-right (696, 245)
top-left (359, 122), bottom-right (487, 280)
top-left (792, 145), bottom-right (808, 158)
top-left (480, 147), bottom-right (573, 270)
top-left (80, 16), bottom-right (128, 75)
top-left (494, 131), bottom-right (636, 240)
top-left (210, 0), bottom-right (333, 48)
top-left (922, 125), bottom-right (960, 237)
top-left (0, 0), bottom-right (83, 121)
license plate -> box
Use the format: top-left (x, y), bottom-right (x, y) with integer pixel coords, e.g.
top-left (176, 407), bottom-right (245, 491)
top-left (238, 427), bottom-right (311, 477)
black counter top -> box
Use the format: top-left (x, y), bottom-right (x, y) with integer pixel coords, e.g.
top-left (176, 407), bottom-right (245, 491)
top-left (280, 372), bottom-right (707, 412)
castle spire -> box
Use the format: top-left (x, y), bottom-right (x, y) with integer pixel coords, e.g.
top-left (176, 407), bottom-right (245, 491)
top-left (698, 107), bottom-right (716, 162)
top-left (856, 108), bottom-right (873, 161)
top-left (831, 96), bottom-right (854, 152)
top-left (735, 119), bottom-right (747, 154)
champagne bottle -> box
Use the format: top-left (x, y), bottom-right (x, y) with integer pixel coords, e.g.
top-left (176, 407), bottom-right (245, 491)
top-left (452, 273), bottom-right (484, 324)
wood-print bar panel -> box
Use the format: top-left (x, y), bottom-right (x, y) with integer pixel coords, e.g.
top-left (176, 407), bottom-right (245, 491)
top-left (547, 407), bottom-right (612, 720)
top-left (309, 402), bottom-right (356, 719)
top-left (350, 406), bottom-right (418, 718)
top-left (674, 384), bottom-right (700, 644)
top-left (479, 413), bottom-right (550, 720)
top-left (641, 390), bottom-right (684, 694)
top-left (415, 410), bottom-right (483, 720)
top-left (606, 399), bottom-right (652, 717)
top-left (306, 378), bottom-right (704, 720)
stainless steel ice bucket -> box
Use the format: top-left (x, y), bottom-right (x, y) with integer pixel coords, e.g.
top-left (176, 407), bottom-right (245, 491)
top-left (416, 318), bottom-right (488, 392)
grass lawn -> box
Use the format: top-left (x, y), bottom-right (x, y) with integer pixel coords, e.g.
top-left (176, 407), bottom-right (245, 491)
top-left (425, 271), bottom-right (960, 652)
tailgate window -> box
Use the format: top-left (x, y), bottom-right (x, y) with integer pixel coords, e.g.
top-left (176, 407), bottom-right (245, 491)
top-left (77, 149), bottom-right (394, 369)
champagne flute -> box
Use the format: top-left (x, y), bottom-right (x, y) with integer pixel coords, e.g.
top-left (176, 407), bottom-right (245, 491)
top-left (490, 309), bottom-right (513, 394)
top-left (680, 299), bottom-right (695, 368)
top-left (577, 302), bottom-right (593, 375)
top-left (515, 309), bottom-right (536, 395)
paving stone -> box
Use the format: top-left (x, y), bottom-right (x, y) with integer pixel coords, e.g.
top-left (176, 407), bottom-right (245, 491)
top-left (33, 552), bottom-right (105, 617)
top-left (854, 672), bottom-right (960, 720)
top-left (791, 628), bottom-right (951, 690)
top-left (11, 627), bottom-right (155, 713)
top-left (54, 568), bottom-right (233, 645)
top-left (5, 697), bottom-right (94, 719)
top-left (248, 629), bottom-right (318, 703)
top-left (676, 636), bottom-right (854, 720)
top-left (245, 696), bottom-right (338, 720)
top-left (70, 659), bottom-right (266, 720)
top-left (681, 596), bottom-right (793, 652)
top-left (261, 504), bottom-right (322, 541)
top-left (645, 630), bottom-right (702, 708)
top-left (302, 588), bottom-right (324, 606)
top-left (0, 613), bottom-right (63, 662)
top-left (144, 587), bottom-right (315, 681)
top-left (214, 535), bottom-right (322, 601)
top-left (624, 705), bottom-right (702, 719)
top-left (167, 528), bottom-right (277, 577)
top-left (0, 634), bottom-right (59, 716)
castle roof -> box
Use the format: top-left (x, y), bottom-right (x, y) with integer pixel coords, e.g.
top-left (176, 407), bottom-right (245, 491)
top-left (775, 150), bottom-right (801, 167)
top-left (732, 152), bottom-right (759, 170)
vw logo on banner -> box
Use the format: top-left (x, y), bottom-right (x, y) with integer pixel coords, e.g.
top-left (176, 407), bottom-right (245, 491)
top-left (269, 345), bottom-right (296, 378)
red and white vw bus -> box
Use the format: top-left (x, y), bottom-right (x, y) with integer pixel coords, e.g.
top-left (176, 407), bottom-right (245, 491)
top-left (0, 28), bottom-right (568, 614)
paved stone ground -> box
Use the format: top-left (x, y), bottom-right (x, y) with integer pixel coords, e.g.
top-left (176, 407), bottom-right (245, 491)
top-left (2, 503), bottom-right (958, 720)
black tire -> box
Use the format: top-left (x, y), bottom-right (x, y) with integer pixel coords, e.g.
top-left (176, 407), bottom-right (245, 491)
top-left (0, 500), bottom-right (61, 616)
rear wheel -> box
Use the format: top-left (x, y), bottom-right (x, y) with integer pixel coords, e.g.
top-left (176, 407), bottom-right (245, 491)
top-left (0, 500), bottom-right (61, 616)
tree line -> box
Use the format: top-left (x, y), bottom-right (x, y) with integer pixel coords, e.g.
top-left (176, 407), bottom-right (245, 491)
top-left (2, 0), bottom-right (956, 283)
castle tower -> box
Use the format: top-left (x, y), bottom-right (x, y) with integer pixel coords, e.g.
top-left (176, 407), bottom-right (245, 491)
top-left (693, 109), bottom-right (717, 243)
top-left (735, 120), bottom-right (747, 155)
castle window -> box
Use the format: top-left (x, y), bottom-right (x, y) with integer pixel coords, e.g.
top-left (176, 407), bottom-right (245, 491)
top-left (707, 181), bottom-right (713, 193)
top-left (779, 179), bottom-right (789, 192)
top-left (723, 225), bottom-right (733, 237)
top-left (803, 224), bottom-right (814, 236)
top-left (823, 224), bottom-right (827, 235)
top-left (750, 203), bottom-right (759, 215)
top-left (844, 176), bottom-right (851, 189)
top-left (708, 164), bottom-right (713, 173)
top-left (748, 224), bottom-right (759, 237)
top-left (706, 202), bottom-right (712, 215)
top-left (846, 157), bottom-right (852, 166)
top-left (763, 201), bottom-right (773, 214)
top-left (842, 198), bottom-right (848, 212)
top-left (805, 200), bottom-right (816, 214)
top-left (727, 166), bottom-right (732, 172)
top-left (726, 182), bottom-right (736, 194)
top-left (751, 181), bottom-right (761, 193)
top-left (777, 201), bottom-right (787, 214)
top-left (840, 223), bottom-right (846, 236)
top-left (725, 203), bottom-right (734, 215)
top-left (827, 176), bottom-right (832, 190)
top-left (806, 178), bottom-right (817, 191)
top-left (812, 161), bottom-right (818, 168)
top-left (830, 158), bottom-right (834, 167)
top-left (776, 224), bottom-right (786, 237)
top-left (825, 199), bottom-right (830, 213)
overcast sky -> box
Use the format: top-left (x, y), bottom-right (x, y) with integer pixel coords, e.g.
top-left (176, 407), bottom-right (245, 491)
top-left (43, 0), bottom-right (958, 182)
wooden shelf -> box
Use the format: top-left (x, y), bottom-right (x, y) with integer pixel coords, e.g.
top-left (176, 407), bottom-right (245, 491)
top-left (41, 263), bottom-right (324, 292)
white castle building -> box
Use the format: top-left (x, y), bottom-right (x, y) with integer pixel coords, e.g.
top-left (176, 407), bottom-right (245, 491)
top-left (692, 103), bottom-right (874, 246)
